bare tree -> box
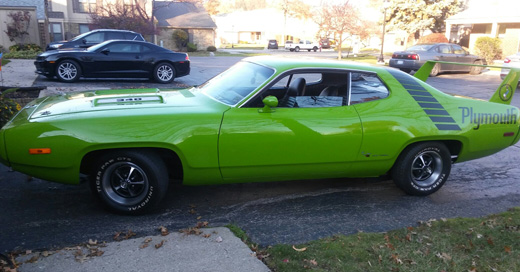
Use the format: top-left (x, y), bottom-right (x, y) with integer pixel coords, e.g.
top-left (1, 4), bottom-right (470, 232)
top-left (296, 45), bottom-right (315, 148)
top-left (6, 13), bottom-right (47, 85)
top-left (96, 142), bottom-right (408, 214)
top-left (90, 0), bottom-right (200, 38)
top-left (319, 1), bottom-right (362, 59)
top-left (4, 11), bottom-right (32, 47)
top-left (89, 0), bottom-right (156, 36)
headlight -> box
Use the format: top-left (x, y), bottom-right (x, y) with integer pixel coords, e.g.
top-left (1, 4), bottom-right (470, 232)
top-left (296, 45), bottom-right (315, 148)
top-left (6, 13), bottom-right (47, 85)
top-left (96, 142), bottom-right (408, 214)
top-left (49, 43), bottom-right (63, 49)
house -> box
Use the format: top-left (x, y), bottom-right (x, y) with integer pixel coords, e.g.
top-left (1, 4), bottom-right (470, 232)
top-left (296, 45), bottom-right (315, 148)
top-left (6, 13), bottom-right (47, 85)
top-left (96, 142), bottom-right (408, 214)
top-left (445, 0), bottom-right (520, 56)
top-left (0, 0), bottom-right (215, 52)
top-left (0, 0), bottom-right (47, 49)
top-left (154, 1), bottom-right (216, 51)
top-left (213, 8), bottom-right (318, 47)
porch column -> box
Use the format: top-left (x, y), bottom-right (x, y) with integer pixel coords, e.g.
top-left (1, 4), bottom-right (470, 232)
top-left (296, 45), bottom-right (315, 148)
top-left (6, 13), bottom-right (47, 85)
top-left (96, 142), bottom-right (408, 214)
top-left (491, 22), bottom-right (499, 37)
top-left (445, 22), bottom-right (451, 41)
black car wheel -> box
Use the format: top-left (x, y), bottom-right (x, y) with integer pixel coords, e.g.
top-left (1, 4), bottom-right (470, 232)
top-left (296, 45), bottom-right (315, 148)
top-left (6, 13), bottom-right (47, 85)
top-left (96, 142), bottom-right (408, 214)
top-left (56, 60), bottom-right (81, 82)
top-left (91, 150), bottom-right (169, 215)
top-left (154, 62), bottom-right (176, 84)
top-left (313, 47), bottom-right (318, 52)
top-left (295, 46), bottom-right (300, 52)
top-left (469, 60), bottom-right (483, 75)
top-left (392, 142), bottom-right (451, 196)
top-left (430, 63), bottom-right (440, 77)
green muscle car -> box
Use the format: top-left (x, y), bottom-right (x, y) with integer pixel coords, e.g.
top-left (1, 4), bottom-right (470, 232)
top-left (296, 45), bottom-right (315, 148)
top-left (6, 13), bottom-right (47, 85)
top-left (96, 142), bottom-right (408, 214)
top-left (1, 57), bottom-right (519, 214)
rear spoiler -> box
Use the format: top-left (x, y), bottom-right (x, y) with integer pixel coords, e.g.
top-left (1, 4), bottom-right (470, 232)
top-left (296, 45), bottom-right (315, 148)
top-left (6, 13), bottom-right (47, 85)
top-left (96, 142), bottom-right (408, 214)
top-left (414, 61), bottom-right (520, 105)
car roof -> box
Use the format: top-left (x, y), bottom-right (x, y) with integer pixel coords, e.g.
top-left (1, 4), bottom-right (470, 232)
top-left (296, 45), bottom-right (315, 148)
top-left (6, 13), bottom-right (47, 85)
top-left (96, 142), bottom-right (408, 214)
top-left (244, 56), bottom-right (386, 74)
top-left (89, 29), bottom-right (140, 34)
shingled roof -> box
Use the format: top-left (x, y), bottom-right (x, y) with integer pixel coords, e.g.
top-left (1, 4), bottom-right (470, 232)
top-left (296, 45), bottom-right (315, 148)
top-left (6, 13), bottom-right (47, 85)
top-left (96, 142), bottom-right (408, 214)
top-left (154, 1), bottom-right (216, 29)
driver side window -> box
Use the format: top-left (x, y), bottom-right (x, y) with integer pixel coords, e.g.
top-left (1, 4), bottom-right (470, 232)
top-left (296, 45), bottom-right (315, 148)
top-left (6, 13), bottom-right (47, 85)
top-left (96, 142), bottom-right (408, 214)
top-left (250, 71), bottom-right (349, 108)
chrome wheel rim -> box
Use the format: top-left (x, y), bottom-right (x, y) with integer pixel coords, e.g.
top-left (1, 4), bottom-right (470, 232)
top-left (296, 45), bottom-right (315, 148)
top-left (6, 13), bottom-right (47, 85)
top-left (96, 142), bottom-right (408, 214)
top-left (157, 65), bottom-right (173, 82)
top-left (102, 162), bottom-right (149, 205)
top-left (410, 151), bottom-right (442, 187)
top-left (58, 62), bottom-right (78, 80)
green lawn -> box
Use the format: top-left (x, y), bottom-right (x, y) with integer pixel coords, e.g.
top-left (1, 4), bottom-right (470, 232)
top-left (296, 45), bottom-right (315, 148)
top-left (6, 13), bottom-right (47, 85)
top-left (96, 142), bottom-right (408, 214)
top-left (230, 208), bottom-right (520, 272)
top-left (1, 58), bottom-right (10, 67)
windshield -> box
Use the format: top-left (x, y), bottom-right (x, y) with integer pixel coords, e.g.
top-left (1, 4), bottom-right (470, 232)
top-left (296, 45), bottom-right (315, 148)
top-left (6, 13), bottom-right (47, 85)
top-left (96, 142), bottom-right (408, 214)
top-left (87, 41), bottom-right (111, 52)
top-left (70, 32), bottom-right (92, 42)
top-left (406, 44), bottom-right (435, 51)
top-left (201, 61), bottom-right (275, 106)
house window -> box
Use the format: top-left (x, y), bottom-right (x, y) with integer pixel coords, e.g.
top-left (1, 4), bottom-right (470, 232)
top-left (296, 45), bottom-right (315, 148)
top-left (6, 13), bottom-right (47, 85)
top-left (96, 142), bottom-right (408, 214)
top-left (79, 24), bottom-right (90, 34)
top-left (50, 23), bottom-right (63, 42)
top-left (78, 0), bottom-right (96, 13)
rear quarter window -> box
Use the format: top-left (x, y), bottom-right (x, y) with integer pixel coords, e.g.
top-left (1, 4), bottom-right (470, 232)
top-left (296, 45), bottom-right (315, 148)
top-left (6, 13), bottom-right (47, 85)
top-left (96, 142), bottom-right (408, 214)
top-left (350, 72), bottom-right (389, 104)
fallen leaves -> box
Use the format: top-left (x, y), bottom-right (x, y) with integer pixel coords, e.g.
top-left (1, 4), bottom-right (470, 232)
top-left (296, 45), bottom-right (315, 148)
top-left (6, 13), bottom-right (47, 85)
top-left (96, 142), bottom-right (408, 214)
top-left (435, 252), bottom-right (452, 262)
top-left (179, 221), bottom-right (210, 236)
top-left (159, 226), bottom-right (169, 236)
top-left (113, 230), bottom-right (136, 241)
top-left (155, 240), bottom-right (166, 249)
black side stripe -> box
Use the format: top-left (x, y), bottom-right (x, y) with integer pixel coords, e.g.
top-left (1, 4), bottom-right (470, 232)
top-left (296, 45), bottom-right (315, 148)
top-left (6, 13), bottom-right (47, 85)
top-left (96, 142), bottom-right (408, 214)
top-left (408, 90), bottom-right (433, 97)
top-left (430, 116), bottom-right (456, 123)
top-left (419, 103), bottom-right (444, 109)
top-left (388, 69), bottom-right (461, 131)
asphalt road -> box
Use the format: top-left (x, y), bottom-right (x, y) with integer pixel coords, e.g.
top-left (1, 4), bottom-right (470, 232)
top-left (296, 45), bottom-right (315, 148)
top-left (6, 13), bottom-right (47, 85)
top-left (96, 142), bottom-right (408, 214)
top-left (2, 55), bottom-right (520, 254)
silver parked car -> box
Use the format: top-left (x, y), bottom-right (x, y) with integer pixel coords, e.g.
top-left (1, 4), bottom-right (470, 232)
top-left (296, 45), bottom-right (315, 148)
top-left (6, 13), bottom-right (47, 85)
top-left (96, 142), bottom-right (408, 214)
top-left (389, 43), bottom-right (485, 76)
top-left (501, 52), bottom-right (520, 79)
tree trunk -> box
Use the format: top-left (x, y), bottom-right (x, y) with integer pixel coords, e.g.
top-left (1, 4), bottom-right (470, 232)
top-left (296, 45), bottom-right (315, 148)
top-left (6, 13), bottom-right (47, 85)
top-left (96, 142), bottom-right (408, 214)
top-left (337, 33), bottom-right (343, 60)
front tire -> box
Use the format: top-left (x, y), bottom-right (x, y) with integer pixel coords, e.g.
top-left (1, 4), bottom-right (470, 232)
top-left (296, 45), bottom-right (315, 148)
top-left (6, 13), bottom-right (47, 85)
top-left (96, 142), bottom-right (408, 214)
top-left (153, 62), bottom-right (176, 84)
top-left (56, 60), bottom-right (81, 82)
top-left (392, 142), bottom-right (451, 196)
top-left (90, 150), bottom-right (169, 215)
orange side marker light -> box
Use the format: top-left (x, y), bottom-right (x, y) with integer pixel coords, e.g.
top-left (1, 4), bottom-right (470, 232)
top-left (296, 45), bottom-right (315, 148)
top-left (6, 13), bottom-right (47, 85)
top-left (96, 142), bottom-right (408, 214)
top-left (29, 148), bottom-right (51, 154)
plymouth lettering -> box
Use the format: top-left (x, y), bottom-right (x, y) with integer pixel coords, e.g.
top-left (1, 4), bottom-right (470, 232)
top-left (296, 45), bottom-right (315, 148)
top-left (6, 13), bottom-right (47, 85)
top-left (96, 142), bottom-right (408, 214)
top-left (459, 107), bottom-right (518, 130)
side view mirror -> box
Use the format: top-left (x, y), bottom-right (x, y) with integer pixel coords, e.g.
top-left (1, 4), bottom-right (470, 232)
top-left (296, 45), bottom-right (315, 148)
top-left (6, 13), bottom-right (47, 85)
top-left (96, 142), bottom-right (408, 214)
top-left (101, 48), bottom-right (110, 55)
top-left (82, 39), bottom-right (87, 44)
top-left (259, 96), bottom-right (278, 113)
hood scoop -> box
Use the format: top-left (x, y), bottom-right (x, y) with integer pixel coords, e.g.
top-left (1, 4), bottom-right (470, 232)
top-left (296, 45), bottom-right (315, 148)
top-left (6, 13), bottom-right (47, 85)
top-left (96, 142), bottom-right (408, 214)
top-left (94, 95), bottom-right (164, 106)
top-left (93, 88), bottom-right (164, 106)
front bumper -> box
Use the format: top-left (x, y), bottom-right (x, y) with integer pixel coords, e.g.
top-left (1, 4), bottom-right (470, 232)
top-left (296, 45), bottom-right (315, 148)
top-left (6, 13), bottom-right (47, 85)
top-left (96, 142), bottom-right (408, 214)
top-left (34, 60), bottom-right (55, 76)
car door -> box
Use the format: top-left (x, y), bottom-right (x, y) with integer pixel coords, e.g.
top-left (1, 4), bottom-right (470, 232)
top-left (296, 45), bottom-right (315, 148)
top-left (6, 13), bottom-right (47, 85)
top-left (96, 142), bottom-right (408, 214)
top-left (435, 44), bottom-right (454, 71)
top-left (451, 44), bottom-right (472, 71)
top-left (218, 71), bottom-right (363, 180)
top-left (88, 42), bottom-right (145, 77)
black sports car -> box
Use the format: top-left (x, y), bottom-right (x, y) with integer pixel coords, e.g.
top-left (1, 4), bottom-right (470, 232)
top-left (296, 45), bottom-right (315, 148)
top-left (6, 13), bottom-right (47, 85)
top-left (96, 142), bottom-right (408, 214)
top-left (35, 40), bottom-right (190, 83)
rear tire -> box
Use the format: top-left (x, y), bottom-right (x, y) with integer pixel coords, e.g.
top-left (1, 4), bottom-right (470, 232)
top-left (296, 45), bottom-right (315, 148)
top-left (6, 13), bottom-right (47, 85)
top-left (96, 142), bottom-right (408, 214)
top-left (153, 62), bottom-right (175, 83)
top-left (392, 142), bottom-right (451, 196)
top-left (469, 60), bottom-right (483, 75)
top-left (90, 150), bottom-right (169, 215)
top-left (295, 46), bottom-right (300, 52)
top-left (430, 63), bottom-right (440, 77)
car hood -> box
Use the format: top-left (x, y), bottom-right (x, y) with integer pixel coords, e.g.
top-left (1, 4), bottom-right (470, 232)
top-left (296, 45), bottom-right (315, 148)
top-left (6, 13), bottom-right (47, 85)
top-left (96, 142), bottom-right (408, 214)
top-left (24, 88), bottom-right (218, 120)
